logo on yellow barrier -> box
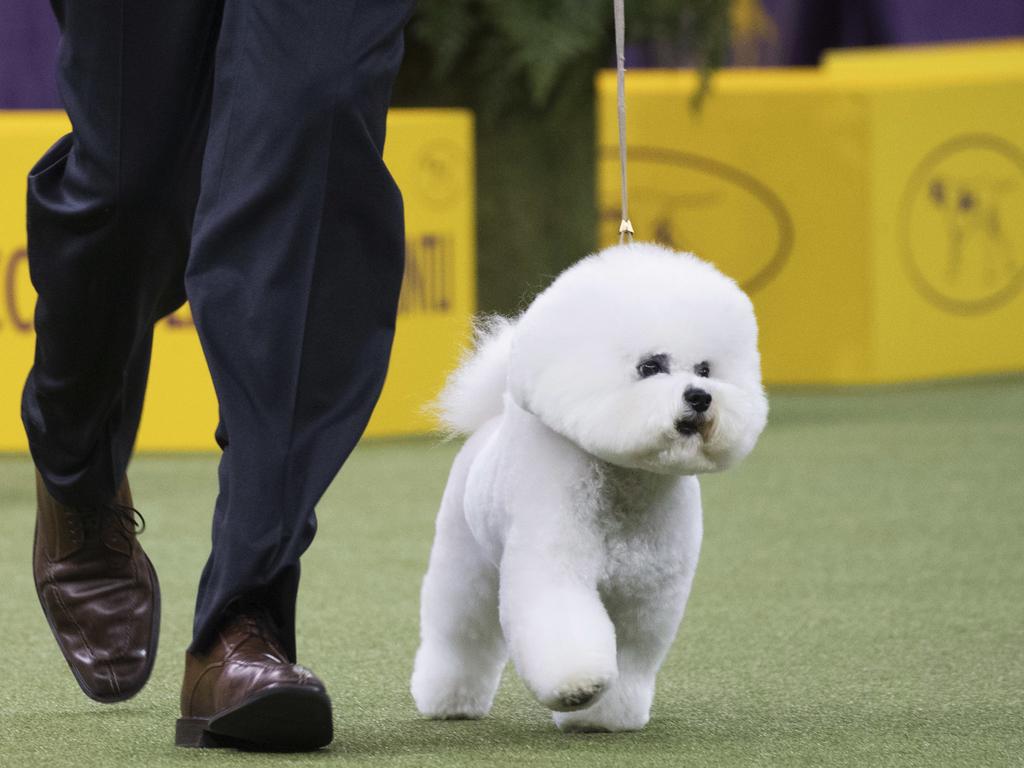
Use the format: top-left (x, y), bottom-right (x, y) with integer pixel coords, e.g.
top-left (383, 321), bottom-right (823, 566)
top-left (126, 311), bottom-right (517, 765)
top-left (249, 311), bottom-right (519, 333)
top-left (2, 247), bottom-right (32, 332)
top-left (416, 140), bottom-right (465, 207)
top-left (399, 234), bottom-right (456, 314)
top-left (600, 147), bottom-right (793, 294)
top-left (1, 232), bottom-right (458, 333)
top-left (901, 134), bottom-right (1024, 314)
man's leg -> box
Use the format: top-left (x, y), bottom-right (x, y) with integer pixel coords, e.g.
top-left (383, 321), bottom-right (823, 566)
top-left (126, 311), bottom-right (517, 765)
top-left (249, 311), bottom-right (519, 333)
top-left (174, 1), bottom-right (414, 750)
top-left (24, 0), bottom-right (220, 506)
top-left (185, 0), bottom-right (415, 661)
top-left (24, 0), bottom-right (221, 702)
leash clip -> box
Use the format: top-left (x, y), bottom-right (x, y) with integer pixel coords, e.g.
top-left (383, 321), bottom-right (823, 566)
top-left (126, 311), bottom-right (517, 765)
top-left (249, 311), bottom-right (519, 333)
top-left (618, 218), bottom-right (634, 243)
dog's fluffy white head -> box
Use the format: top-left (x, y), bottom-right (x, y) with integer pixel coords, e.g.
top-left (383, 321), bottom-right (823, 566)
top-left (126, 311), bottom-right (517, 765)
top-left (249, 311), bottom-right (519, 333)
top-left (509, 242), bottom-right (767, 475)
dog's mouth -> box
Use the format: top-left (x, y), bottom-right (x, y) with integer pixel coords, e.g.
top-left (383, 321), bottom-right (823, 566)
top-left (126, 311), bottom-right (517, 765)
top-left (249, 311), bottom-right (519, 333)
top-left (674, 414), bottom-right (708, 438)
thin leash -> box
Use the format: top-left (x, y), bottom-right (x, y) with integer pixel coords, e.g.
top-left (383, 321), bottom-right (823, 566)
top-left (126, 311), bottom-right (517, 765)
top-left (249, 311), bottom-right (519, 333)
top-left (614, 0), bottom-right (634, 244)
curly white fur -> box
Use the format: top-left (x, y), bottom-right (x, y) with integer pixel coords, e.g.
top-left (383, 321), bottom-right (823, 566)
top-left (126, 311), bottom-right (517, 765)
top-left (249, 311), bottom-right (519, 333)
top-left (433, 315), bottom-right (515, 436)
top-left (411, 242), bottom-right (768, 732)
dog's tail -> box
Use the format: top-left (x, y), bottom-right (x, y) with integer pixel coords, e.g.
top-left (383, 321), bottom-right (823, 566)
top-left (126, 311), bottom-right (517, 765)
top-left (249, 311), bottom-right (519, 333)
top-left (433, 315), bottom-right (515, 436)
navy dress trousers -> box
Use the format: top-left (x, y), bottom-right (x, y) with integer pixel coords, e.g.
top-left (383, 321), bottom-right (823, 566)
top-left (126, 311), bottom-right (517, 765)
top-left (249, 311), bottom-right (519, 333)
top-left (22, 0), bottom-right (416, 660)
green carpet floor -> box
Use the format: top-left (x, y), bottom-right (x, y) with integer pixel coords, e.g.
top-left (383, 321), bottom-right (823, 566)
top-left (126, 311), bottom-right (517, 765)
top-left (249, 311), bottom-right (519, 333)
top-left (1, 378), bottom-right (1022, 767)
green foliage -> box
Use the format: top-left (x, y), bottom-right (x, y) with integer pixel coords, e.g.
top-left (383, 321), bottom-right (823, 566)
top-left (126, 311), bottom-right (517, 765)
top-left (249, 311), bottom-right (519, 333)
top-left (407, 0), bottom-right (731, 115)
top-left (633, 0), bottom-right (732, 106)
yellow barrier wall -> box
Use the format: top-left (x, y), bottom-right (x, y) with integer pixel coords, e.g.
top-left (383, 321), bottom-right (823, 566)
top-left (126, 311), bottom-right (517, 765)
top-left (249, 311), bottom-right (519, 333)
top-left (0, 109), bottom-right (474, 450)
top-left (598, 40), bottom-right (1024, 384)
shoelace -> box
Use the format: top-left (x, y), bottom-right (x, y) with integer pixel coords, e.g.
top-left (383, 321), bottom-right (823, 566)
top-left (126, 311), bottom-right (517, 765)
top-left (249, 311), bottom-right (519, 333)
top-left (77, 504), bottom-right (146, 552)
top-left (227, 602), bottom-right (289, 658)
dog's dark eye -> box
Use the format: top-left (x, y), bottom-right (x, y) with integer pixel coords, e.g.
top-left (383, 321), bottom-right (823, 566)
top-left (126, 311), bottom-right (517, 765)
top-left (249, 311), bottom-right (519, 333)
top-left (637, 354), bottom-right (669, 379)
top-left (694, 361), bottom-right (711, 378)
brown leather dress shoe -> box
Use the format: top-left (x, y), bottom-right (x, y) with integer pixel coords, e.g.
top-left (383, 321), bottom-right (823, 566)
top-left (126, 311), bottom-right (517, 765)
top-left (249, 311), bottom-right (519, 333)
top-left (32, 470), bottom-right (160, 703)
top-left (176, 609), bottom-right (333, 751)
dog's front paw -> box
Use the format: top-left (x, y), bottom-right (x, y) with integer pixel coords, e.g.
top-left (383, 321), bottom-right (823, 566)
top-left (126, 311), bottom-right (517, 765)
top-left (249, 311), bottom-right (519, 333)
top-left (552, 677), bottom-right (653, 732)
top-left (554, 708), bottom-right (649, 733)
top-left (413, 688), bottom-right (492, 720)
top-left (411, 644), bottom-right (502, 719)
top-left (411, 670), bottom-right (495, 719)
top-left (537, 671), bottom-right (615, 712)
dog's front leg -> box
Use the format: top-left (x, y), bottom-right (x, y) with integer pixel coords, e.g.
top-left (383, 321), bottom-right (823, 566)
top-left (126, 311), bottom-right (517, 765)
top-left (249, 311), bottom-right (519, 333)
top-left (552, 591), bottom-right (686, 732)
top-left (498, 529), bottom-right (618, 713)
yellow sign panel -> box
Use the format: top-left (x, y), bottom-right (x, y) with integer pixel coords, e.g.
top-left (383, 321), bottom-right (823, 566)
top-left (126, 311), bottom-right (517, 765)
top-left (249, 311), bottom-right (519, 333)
top-left (598, 40), bottom-right (1024, 384)
top-left (0, 109), bottom-right (474, 450)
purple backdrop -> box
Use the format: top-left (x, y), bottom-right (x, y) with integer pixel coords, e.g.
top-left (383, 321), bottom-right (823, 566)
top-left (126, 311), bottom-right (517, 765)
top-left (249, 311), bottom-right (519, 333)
top-left (769, 0), bottom-right (1024, 65)
top-left (0, 1), bottom-right (60, 108)
top-left (1, 1), bottom-right (1023, 108)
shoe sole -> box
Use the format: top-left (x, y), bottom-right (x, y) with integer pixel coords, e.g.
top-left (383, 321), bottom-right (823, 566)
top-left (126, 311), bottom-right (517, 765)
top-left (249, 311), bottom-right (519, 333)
top-left (175, 685), bottom-right (334, 751)
top-left (32, 522), bottom-right (162, 704)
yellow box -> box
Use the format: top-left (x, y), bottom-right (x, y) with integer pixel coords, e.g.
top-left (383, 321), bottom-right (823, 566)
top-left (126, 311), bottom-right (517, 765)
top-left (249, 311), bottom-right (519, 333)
top-left (598, 39), bottom-right (1024, 384)
top-left (0, 109), bottom-right (475, 450)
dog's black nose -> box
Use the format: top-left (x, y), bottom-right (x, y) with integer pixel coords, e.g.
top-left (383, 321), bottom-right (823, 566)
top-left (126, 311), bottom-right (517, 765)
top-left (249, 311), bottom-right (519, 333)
top-left (684, 386), bottom-right (712, 413)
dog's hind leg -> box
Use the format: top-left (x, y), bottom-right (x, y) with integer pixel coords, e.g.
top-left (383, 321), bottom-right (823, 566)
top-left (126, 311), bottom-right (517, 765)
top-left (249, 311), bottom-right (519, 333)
top-left (411, 445), bottom-right (507, 719)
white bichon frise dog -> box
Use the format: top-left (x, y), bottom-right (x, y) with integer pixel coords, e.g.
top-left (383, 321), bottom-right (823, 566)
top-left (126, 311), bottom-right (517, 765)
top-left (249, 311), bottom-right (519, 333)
top-left (410, 242), bottom-right (768, 732)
